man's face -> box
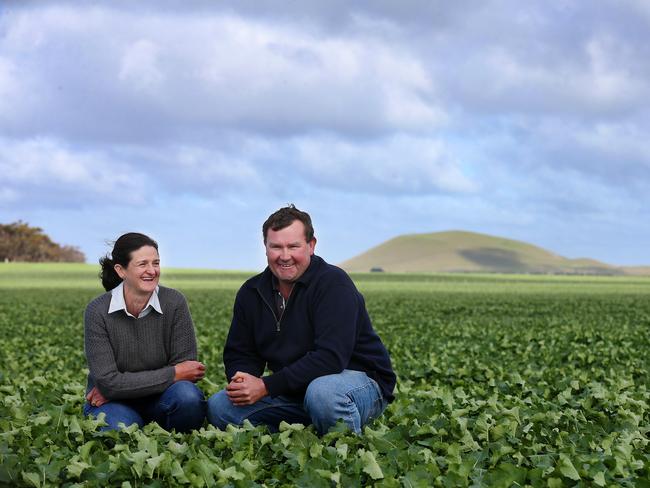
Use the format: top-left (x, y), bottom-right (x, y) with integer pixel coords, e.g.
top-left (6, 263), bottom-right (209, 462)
top-left (265, 220), bottom-right (316, 285)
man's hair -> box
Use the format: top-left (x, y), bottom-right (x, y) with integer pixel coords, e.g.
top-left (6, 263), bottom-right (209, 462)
top-left (263, 204), bottom-right (314, 243)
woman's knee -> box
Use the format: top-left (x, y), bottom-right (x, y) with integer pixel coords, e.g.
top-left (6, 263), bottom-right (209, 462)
top-left (158, 381), bottom-right (206, 432)
top-left (166, 380), bottom-right (205, 406)
top-left (84, 402), bottom-right (144, 431)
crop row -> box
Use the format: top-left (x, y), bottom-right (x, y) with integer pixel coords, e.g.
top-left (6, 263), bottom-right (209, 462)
top-left (1, 286), bottom-right (650, 486)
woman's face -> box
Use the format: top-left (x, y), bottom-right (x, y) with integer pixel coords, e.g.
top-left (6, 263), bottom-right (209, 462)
top-left (115, 245), bottom-right (160, 295)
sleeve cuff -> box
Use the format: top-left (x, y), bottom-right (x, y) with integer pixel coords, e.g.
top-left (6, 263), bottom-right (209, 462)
top-left (262, 372), bottom-right (289, 398)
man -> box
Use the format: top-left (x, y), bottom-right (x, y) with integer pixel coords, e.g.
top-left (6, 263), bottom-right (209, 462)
top-left (207, 205), bottom-right (396, 434)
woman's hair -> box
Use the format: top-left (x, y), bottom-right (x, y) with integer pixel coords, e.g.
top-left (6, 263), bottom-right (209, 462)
top-left (99, 233), bottom-right (158, 291)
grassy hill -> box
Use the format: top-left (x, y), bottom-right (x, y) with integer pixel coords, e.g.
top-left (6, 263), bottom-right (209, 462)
top-left (339, 230), bottom-right (637, 275)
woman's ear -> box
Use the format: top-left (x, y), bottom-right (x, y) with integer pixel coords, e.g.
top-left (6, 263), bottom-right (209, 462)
top-left (114, 263), bottom-right (126, 279)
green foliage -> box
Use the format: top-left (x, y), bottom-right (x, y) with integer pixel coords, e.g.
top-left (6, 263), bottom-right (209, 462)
top-left (1, 276), bottom-right (650, 486)
top-left (0, 221), bottom-right (85, 263)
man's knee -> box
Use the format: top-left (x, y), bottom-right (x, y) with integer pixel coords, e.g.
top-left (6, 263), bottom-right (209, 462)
top-left (304, 375), bottom-right (344, 408)
top-left (304, 371), bottom-right (384, 434)
top-left (304, 375), bottom-right (353, 433)
top-left (207, 389), bottom-right (239, 430)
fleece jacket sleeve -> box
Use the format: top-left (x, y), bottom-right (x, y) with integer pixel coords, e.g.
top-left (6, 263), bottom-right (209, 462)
top-left (223, 291), bottom-right (267, 381)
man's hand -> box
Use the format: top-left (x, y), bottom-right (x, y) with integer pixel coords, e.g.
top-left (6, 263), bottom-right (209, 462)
top-left (86, 386), bottom-right (109, 407)
top-left (226, 371), bottom-right (268, 405)
top-left (174, 360), bottom-right (206, 382)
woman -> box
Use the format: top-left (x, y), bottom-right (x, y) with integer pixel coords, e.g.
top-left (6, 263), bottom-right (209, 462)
top-left (83, 232), bottom-right (206, 432)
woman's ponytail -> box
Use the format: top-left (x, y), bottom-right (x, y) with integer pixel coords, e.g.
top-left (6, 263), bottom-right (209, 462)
top-left (99, 256), bottom-right (121, 291)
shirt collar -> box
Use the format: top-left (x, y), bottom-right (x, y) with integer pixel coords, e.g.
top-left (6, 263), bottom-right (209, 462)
top-left (108, 282), bottom-right (162, 318)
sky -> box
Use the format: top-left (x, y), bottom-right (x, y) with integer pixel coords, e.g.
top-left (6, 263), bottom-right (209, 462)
top-left (1, 0), bottom-right (649, 270)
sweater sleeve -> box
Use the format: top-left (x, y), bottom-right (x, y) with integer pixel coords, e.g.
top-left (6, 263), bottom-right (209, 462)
top-left (223, 291), bottom-right (266, 380)
top-left (167, 293), bottom-right (198, 365)
top-left (262, 283), bottom-right (358, 397)
top-left (84, 301), bottom-right (175, 400)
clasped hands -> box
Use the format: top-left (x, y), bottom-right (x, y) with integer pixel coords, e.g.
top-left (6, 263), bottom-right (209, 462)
top-left (86, 360), bottom-right (206, 408)
top-left (226, 371), bottom-right (268, 406)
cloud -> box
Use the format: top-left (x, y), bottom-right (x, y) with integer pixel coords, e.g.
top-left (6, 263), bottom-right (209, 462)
top-left (0, 132), bottom-right (475, 210)
top-left (0, 5), bottom-right (445, 143)
top-left (289, 134), bottom-right (475, 194)
top-left (118, 39), bottom-right (164, 93)
top-left (2, 0), bottom-right (649, 267)
top-left (0, 137), bottom-right (145, 207)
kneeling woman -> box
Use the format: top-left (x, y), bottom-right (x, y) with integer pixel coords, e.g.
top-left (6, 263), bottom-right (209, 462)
top-left (83, 233), bottom-right (206, 432)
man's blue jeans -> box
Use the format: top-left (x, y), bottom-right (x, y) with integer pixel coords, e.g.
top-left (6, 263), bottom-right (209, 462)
top-left (83, 381), bottom-right (206, 433)
top-left (207, 370), bottom-right (387, 434)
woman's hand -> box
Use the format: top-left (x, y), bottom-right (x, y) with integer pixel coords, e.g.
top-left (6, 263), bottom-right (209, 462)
top-left (174, 360), bottom-right (206, 382)
top-left (86, 386), bottom-right (109, 407)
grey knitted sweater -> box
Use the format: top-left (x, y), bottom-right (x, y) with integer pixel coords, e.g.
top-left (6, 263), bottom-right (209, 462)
top-left (84, 286), bottom-right (198, 400)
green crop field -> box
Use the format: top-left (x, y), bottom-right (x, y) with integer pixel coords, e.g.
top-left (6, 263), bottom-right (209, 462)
top-left (1, 264), bottom-right (650, 486)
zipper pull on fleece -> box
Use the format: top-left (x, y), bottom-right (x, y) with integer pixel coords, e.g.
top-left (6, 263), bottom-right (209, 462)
top-left (276, 321), bottom-right (281, 332)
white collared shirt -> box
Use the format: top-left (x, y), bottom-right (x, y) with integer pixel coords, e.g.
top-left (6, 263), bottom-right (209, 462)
top-left (108, 282), bottom-right (163, 319)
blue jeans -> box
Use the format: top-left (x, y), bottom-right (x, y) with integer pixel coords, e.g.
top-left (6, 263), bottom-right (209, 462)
top-left (207, 370), bottom-right (387, 434)
top-left (83, 381), bottom-right (206, 433)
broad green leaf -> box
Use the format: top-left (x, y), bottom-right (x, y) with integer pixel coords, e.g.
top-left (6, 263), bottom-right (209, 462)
top-left (592, 471), bottom-right (606, 486)
top-left (66, 458), bottom-right (91, 478)
top-left (358, 449), bottom-right (383, 480)
top-left (21, 471), bottom-right (41, 488)
top-left (557, 454), bottom-right (580, 481)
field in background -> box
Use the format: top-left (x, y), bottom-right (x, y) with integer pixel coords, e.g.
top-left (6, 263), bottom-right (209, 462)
top-left (1, 264), bottom-right (650, 486)
top-left (2, 262), bottom-right (650, 294)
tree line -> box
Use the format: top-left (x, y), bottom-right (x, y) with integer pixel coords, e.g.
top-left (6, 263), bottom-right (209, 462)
top-left (0, 221), bottom-right (85, 263)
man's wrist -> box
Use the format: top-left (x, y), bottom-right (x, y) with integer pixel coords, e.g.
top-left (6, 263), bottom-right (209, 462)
top-left (259, 377), bottom-right (269, 396)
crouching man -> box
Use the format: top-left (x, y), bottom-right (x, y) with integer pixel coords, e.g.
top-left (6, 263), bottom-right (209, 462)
top-left (207, 205), bottom-right (396, 434)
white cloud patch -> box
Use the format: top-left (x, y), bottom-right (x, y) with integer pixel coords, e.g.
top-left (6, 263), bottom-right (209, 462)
top-left (0, 6), bottom-right (444, 142)
top-left (151, 145), bottom-right (266, 195)
top-left (449, 40), bottom-right (647, 117)
top-left (0, 57), bottom-right (20, 121)
top-left (118, 39), bottom-right (164, 94)
top-left (290, 134), bottom-right (476, 194)
top-left (0, 137), bottom-right (144, 207)
top-left (0, 186), bottom-right (18, 204)
top-left (1, 1), bottom-right (650, 267)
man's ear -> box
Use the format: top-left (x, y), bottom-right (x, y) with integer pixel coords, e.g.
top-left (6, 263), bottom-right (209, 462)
top-left (309, 237), bottom-right (317, 255)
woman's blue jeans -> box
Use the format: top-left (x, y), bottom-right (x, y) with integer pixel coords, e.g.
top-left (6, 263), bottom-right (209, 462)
top-left (207, 370), bottom-right (387, 434)
top-left (83, 381), bottom-right (206, 433)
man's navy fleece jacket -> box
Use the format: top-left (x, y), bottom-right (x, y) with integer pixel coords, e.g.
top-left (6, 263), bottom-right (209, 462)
top-left (223, 255), bottom-right (396, 401)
